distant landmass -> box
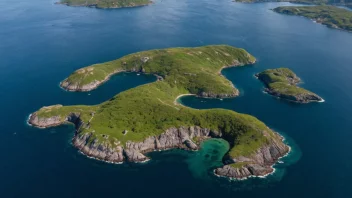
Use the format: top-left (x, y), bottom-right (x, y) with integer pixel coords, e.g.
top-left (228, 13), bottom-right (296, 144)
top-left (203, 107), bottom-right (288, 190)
top-left (28, 45), bottom-right (290, 180)
top-left (273, 5), bottom-right (352, 32)
top-left (234, 0), bottom-right (352, 8)
top-left (56, 0), bottom-right (152, 9)
top-left (256, 68), bottom-right (323, 103)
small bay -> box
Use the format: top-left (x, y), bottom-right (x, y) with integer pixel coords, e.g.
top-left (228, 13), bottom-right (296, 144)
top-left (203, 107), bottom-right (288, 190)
top-left (1, 0), bottom-right (352, 197)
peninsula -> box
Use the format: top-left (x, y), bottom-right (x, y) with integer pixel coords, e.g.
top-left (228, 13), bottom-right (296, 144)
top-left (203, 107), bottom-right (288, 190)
top-left (273, 5), bottom-right (352, 32)
top-left (57, 0), bottom-right (152, 9)
top-left (29, 45), bottom-right (289, 179)
top-left (256, 68), bottom-right (322, 103)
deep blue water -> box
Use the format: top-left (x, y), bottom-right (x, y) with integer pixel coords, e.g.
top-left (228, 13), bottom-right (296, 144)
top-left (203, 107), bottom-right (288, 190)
top-left (1, 0), bottom-right (352, 197)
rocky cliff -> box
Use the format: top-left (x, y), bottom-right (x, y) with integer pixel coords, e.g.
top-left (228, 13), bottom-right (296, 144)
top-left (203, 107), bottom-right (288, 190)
top-left (60, 69), bottom-right (126, 92)
top-left (265, 88), bottom-right (323, 103)
top-left (28, 112), bottom-right (289, 179)
top-left (73, 126), bottom-right (214, 163)
top-left (215, 132), bottom-right (289, 179)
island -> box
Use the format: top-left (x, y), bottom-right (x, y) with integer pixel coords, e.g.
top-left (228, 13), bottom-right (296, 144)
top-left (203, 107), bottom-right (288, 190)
top-left (273, 5), bottom-right (352, 32)
top-left (28, 45), bottom-right (289, 179)
top-left (256, 68), bottom-right (322, 103)
top-left (234, 0), bottom-right (352, 8)
top-left (56, 0), bottom-right (152, 9)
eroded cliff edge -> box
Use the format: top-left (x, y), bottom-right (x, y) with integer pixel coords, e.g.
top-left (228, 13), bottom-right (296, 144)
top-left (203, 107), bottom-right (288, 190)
top-left (28, 112), bottom-right (289, 179)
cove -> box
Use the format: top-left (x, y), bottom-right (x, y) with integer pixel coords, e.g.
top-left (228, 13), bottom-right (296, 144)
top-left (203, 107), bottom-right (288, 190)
top-left (1, 0), bottom-right (352, 197)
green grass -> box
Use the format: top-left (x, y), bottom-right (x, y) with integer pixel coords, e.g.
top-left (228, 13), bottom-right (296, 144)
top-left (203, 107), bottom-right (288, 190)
top-left (60, 0), bottom-right (151, 8)
top-left (34, 45), bottom-right (286, 159)
top-left (273, 5), bottom-right (352, 32)
top-left (62, 45), bottom-right (256, 96)
top-left (257, 68), bottom-right (319, 98)
top-left (234, 0), bottom-right (352, 7)
top-left (229, 161), bottom-right (252, 169)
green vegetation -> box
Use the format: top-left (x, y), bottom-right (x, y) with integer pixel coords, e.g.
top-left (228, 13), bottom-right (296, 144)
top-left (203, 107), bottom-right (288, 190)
top-left (234, 0), bottom-right (352, 7)
top-left (229, 161), bottom-right (252, 168)
top-left (273, 5), bottom-right (352, 32)
top-left (34, 45), bottom-right (285, 160)
top-left (59, 0), bottom-right (151, 8)
top-left (256, 68), bottom-right (322, 103)
top-left (62, 45), bottom-right (256, 95)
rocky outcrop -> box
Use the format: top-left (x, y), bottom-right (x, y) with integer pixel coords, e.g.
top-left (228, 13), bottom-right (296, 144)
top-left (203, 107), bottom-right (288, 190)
top-left (123, 126), bottom-right (214, 161)
top-left (73, 133), bottom-right (125, 163)
top-left (215, 132), bottom-right (289, 179)
top-left (60, 69), bottom-right (126, 92)
top-left (265, 88), bottom-right (323, 103)
top-left (199, 91), bottom-right (239, 99)
top-left (28, 110), bottom-right (81, 128)
top-left (28, 113), bottom-right (63, 128)
top-left (72, 126), bottom-right (214, 163)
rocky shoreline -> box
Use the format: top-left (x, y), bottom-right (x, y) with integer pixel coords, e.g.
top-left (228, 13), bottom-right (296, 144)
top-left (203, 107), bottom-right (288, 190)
top-left (28, 112), bottom-right (289, 179)
top-left (60, 69), bottom-right (126, 92)
top-left (264, 87), bottom-right (323, 103)
top-left (60, 58), bottom-right (256, 99)
top-left (55, 1), bottom-right (153, 9)
top-left (255, 68), bottom-right (323, 103)
top-left (214, 131), bottom-right (289, 179)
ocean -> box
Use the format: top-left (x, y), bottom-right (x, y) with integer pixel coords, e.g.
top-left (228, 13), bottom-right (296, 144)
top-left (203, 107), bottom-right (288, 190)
top-left (1, 0), bottom-right (352, 197)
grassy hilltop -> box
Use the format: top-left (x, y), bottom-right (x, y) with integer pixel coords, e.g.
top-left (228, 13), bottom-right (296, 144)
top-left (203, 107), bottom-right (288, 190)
top-left (273, 5), bottom-right (352, 32)
top-left (30, 45), bottom-right (288, 176)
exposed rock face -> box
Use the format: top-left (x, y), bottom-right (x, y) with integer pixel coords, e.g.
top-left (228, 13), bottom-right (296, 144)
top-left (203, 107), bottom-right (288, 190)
top-left (60, 79), bottom-right (104, 92)
top-left (29, 113), bottom-right (289, 179)
top-left (265, 88), bottom-right (323, 103)
top-left (60, 69), bottom-right (126, 92)
top-left (73, 133), bottom-right (125, 163)
top-left (124, 126), bottom-right (213, 161)
top-left (199, 91), bottom-right (238, 99)
top-left (215, 132), bottom-right (289, 179)
top-left (28, 113), bottom-right (63, 128)
top-left (202, 58), bottom-right (255, 99)
top-left (72, 126), bottom-right (214, 163)
top-left (28, 109), bottom-right (80, 128)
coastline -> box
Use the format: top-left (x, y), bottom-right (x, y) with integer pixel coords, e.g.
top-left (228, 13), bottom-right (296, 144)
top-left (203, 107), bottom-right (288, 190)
top-left (174, 94), bottom-right (196, 106)
top-left (60, 69), bottom-right (126, 92)
top-left (28, 110), bottom-right (290, 180)
top-left (55, 1), bottom-right (153, 9)
top-left (213, 140), bottom-right (292, 181)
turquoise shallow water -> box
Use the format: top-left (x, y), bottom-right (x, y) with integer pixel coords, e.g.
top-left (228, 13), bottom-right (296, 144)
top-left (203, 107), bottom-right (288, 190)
top-left (1, 0), bottom-right (352, 197)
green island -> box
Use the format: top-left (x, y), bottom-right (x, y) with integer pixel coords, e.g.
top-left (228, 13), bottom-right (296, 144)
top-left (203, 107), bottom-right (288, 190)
top-left (256, 68), bottom-right (322, 103)
top-left (273, 5), bottom-right (352, 32)
top-left (234, 0), bottom-right (352, 8)
top-left (29, 45), bottom-right (289, 179)
top-left (56, 0), bottom-right (152, 9)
